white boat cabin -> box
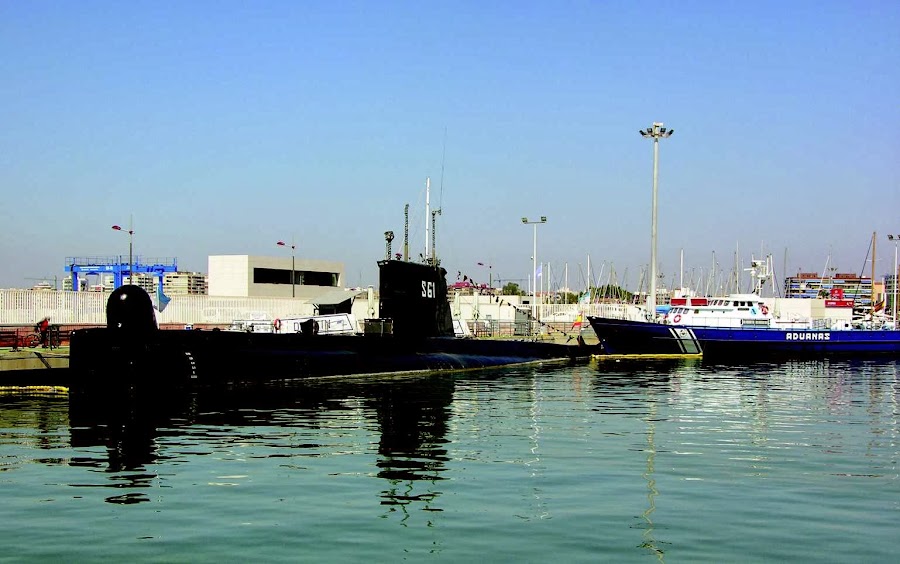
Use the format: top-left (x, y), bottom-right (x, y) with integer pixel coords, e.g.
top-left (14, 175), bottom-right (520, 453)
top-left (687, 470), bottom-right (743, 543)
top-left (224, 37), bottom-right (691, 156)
top-left (664, 294), bottom-right (772, 328)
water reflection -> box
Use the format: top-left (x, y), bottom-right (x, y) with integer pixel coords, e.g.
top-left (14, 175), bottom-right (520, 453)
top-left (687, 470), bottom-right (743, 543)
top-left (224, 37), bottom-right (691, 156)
top-left (589, 360), bottom-right (684, 561)
top-left (639, 396), bottom-right (662, 562)
top-left (68, 374), bottom-right (454, 507)
top-left (587, 357), bottom-right (900, 560)
top-left (4, 358), bottom-right (898, 561)
top-left (0, 394), bottom-right (70, 472)
top-left (366, 377), bottom-right (452, 519)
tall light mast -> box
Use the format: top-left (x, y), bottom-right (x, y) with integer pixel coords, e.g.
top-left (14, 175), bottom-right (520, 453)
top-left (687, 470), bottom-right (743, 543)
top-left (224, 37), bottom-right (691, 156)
top-left (639, 122), bottom-right (674, 318)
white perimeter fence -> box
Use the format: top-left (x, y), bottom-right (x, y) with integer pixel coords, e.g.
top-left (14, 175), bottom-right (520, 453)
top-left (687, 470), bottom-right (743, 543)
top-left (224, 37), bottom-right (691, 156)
top-left (0, 289), bottom-right (645, 328)
top-left (0, 289), bottom-right (377, 327)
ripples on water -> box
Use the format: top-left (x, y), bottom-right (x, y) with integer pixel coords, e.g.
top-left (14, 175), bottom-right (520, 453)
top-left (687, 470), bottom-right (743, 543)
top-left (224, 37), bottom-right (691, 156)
top-left (0, 359), bottom-right (898, 562)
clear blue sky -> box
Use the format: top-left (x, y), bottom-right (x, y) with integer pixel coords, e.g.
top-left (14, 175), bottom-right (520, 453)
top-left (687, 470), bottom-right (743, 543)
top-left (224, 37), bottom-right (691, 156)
top-left (2, 1), bottom-right (898, 292)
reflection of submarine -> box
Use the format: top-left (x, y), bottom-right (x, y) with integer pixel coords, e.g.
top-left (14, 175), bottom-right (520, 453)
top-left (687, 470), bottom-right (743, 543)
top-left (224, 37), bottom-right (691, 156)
top-left (70, 259), bottom-right (596, 393)
top-left (68, 375), bottom-right (455, 507)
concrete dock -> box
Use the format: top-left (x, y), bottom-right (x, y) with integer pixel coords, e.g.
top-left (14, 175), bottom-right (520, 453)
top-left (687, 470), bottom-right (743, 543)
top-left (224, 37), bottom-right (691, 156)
top-left (0, 347), bottom-right (70, 389)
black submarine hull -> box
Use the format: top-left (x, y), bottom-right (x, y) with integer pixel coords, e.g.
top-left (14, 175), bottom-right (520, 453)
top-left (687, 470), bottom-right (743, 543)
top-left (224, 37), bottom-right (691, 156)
top-left (69, 260), bottom-right (594, 393)
top-left (69, 328), bottom-right (588, 391)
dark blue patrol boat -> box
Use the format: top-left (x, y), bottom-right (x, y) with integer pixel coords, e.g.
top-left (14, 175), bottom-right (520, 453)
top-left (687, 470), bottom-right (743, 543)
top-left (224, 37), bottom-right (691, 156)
top-left (587, 293), bottom-right (900, 359)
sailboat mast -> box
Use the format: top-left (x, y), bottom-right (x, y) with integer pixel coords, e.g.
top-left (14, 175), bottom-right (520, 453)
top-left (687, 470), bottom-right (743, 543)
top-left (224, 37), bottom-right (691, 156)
top-left (587, 254), bottom-right (591, 293)
top-left (872, 231), bottom-right (877, 313)
top-left (547, 262), bottom-right (551, 301)
top-left (783, 247), bottom-right (788, 294)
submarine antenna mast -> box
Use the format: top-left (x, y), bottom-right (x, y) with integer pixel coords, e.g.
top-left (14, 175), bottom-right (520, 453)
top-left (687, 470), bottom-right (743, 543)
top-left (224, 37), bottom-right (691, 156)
top-left (425, 177), bottom-right (431, 264)
top-left (385, 231), bottom-right (394, 261)
top-left (431, 208), bottom-right (441, 266)
top-left (404, 204), bottom-right (409, 262)
top-left (435, 127), bottom-right (446, 267)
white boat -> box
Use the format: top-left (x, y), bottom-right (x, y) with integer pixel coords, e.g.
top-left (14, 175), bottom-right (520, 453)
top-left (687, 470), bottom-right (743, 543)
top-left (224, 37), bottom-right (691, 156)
top-left (664, 294), bottom-right (852, 331)
top-left (226, 319), bottom-right (276, 333)
top-left (273, 313), bottom-right (358, 335)
top-left (227, 313), bottom-right (358, 335)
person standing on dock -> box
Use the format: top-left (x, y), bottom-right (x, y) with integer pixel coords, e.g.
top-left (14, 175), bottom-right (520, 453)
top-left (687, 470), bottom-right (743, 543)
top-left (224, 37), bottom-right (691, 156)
top-left (36, 316), bottom-right (50, 348)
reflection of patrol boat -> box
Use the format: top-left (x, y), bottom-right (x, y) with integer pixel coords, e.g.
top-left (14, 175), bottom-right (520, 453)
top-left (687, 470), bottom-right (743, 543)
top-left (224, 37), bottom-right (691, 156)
top-left (70, 259), bottom-right (596, 393)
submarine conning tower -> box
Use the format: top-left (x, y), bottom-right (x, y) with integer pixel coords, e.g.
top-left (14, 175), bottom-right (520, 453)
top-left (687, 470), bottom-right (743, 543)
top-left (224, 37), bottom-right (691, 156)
top-left (377, 260), bottom-right (454, 338)
top-left (107, 285), bottom-right (158, 333)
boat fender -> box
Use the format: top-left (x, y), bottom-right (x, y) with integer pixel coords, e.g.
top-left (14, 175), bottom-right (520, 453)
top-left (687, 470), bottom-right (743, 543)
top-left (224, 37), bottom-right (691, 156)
top-left (761, 305), bottom-right (769, 315)
top-left (274, 319), bottom-right (282, 332)
top-left (672, 314), bottom-right (681, 324)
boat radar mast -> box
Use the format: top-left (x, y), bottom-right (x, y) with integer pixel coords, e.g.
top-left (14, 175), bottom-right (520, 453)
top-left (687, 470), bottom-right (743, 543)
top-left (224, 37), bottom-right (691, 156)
top-left (746, 255), bottom-right (774, 296)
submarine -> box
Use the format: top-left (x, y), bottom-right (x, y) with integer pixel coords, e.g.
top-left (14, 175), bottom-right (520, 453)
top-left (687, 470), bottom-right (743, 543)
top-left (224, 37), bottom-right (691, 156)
top-left (69, 258), bottom-right (596, 394)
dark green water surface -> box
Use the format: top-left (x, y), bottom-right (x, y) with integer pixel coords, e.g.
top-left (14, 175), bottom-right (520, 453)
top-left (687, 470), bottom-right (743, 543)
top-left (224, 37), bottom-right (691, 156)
top-left (1, 359), bottom-right (898, 562)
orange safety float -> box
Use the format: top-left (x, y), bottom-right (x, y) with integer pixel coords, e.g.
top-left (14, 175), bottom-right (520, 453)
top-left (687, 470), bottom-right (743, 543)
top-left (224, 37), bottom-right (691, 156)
top-left (760, 305), bottom-right (769, 315)
top-left (672, 314), bottom-right (682, 324)
top-left (273, 318), bottom-right (282, 331)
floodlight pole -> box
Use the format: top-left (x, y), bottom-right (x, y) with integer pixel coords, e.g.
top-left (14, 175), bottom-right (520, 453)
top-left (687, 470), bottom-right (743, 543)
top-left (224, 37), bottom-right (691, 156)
top-left (639, 122), bottom-right (674, 319)
top-left (522, 216), bottom-right (547, 322)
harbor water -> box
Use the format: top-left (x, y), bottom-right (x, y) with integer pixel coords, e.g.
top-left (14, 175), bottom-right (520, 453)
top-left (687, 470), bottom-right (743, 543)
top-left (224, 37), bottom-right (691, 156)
top-left (1, 359), bottom-right (898, 562)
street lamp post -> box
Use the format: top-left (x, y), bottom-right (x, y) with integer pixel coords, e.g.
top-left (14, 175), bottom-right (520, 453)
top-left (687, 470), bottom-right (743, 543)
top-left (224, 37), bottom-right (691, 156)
top-left (888, 235), bottom-right (899, 324)
top-left (277, 239), bottom-right (296, 298)
top-left (111, 223), bottom-right (134, 287)
top-left (639, 122), bottom-right (674, 319)
top-left (522, 216), bottom-right (547, 322)
top-left (477, 261), bottom-right (493, 288)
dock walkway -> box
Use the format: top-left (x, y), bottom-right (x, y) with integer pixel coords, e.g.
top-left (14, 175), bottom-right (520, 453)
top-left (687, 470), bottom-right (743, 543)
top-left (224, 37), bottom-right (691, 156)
top-left (0, 347), bottom-right (69, 389)
top-left (0, 346), bottom-right (69, 370)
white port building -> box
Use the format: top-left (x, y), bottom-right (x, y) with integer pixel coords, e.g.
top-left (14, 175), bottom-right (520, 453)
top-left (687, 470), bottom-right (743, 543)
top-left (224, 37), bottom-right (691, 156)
top-left (208, 255), bottom-right (350, 300)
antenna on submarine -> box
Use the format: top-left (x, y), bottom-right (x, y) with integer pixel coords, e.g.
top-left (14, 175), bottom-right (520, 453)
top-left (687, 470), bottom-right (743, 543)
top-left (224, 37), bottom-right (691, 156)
top-left (431, 128), bottom-right (447, 266)
top-left (403, 203), bottom-right (409, 262)
top-left (424, 176), bottom-right (431, 264)
top-left (431, 208), bottom-right (441, 266)
top-left (384, 231), bottom-right (394, 260)
top-left (438, 126), bottom-right (446, 209)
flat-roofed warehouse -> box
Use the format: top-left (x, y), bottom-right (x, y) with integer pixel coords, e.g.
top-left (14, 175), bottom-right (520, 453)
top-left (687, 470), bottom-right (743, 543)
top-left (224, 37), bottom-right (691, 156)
top-left (208, 255), bottom-right (349, 300)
